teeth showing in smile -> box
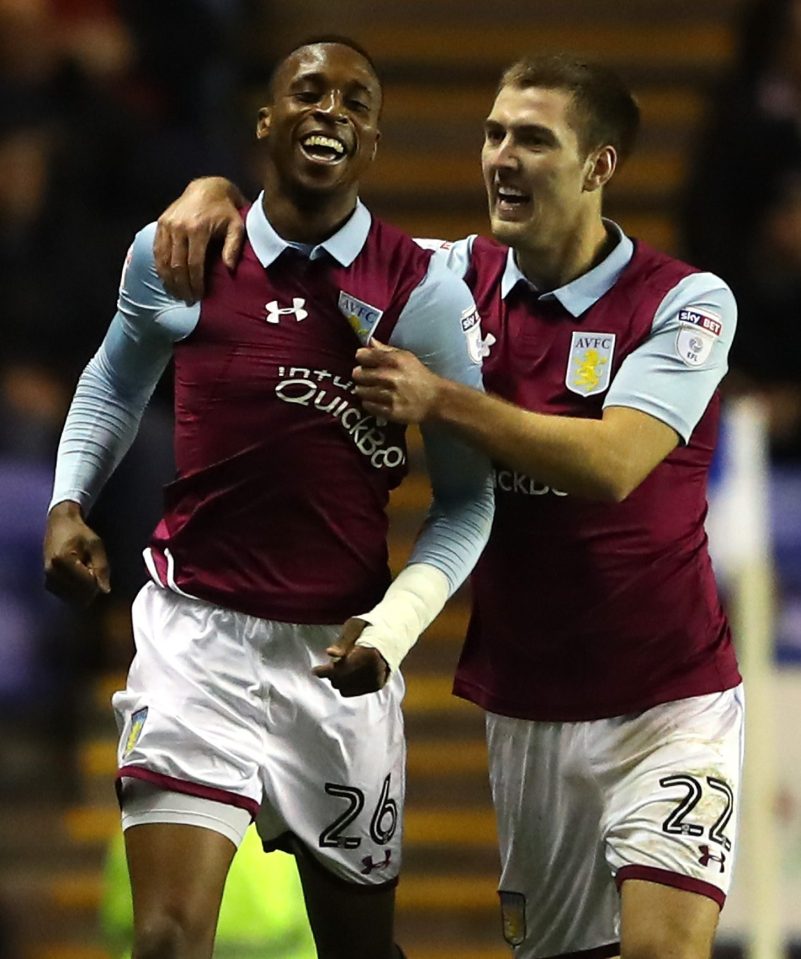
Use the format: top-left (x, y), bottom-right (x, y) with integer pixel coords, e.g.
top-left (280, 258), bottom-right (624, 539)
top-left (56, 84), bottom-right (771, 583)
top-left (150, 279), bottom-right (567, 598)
top-left (497, 186), bottom-right (528, 203)
top-left (301, 134), bottom-right (346, 159)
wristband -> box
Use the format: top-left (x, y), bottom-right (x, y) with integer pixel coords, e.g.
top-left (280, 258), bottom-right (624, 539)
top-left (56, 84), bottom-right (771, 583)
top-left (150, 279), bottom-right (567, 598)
top-left (354, 563), bottom-right (450, 673)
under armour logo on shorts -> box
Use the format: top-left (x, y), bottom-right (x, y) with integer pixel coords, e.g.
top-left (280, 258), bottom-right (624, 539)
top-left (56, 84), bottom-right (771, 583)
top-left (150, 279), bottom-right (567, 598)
top-left (360, 849), bottom-right (392, 875)
top-left (698, 844), bottom-right (726, 872)
top-left (265, 298), bottom-right (308, 323)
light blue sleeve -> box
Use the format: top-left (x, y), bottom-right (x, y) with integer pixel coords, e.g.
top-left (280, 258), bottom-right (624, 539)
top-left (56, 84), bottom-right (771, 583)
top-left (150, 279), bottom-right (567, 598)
top-left (603, 272), bottom-right (737, 442)
top-left (389, 256), bottom-right (494, 593)
top-left (49, 225), bottom-right (200, 512)
top-left (413, 236), bottom-right (476, 280)
top-left (117, 222), bottom-right (200, 343)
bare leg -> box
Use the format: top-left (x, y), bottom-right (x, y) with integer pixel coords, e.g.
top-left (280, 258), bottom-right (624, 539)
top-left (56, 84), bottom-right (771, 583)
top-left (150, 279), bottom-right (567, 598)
top-left (619, 879), bottom-right (720, 959)
top-left (125, 822), bottom-right (236, 959)
top-left (291, 839), bottom-right (399, 959)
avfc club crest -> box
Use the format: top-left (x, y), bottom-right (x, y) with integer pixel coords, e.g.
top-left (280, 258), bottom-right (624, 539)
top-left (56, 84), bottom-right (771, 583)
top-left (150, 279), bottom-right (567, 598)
top-left (566, 331), bottom-right (616, 396)
top-left (339, 291), bottom-right (384, 345)
top-left (498, 890), bottom-right (526, 947)
top-left (124, 707), bottom-right (148, 758)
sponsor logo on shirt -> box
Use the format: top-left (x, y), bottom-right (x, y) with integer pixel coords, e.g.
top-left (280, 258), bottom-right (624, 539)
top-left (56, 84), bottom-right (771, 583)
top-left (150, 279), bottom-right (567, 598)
top-left (678, 308), bottom-right (722, 337)
top-left (338, 291), bottom-right (383, 344)
top-left (565, 332), bottom-right (616, 396)
top-left (275, 365), bottom-right (406, 470)
top-left (265, 298), bottom-right (308, 323)
top-left (676, 307), bottom-right (721, 367)
top-left (493, 468), bottom-right (568, 497)
top-left (478, 331), bottom-right (496, 359)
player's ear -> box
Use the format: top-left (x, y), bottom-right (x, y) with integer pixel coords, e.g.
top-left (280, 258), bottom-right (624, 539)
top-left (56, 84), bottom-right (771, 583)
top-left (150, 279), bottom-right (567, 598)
top-left (583, 145), bottom-right (617, 193)
top-left (370, 129), bottom-right (381, 161)
top-left (256, 106), bottom-right (272, 140)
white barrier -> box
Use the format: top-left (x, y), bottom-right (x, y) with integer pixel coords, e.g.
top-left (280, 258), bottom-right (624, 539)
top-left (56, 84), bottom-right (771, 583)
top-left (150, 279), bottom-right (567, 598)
top-left (708, 399), bottom-right (785, 958)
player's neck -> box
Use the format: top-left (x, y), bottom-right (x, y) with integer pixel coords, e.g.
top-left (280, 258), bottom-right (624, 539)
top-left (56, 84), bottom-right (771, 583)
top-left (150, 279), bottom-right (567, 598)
top-left (516, 218), bottom-right (613, 292)
top-left (262, 184), bottom-right (359, 245)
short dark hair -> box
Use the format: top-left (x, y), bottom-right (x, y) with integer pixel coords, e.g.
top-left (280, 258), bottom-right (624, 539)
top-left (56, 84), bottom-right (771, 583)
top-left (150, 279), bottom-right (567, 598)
top-left (499, 55), bottom-right (640, 165)
top-left (267, 34), bottom-right (382, 102)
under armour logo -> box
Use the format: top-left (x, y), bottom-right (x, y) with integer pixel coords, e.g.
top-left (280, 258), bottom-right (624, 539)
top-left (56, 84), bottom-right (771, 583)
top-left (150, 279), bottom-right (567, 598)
top-left (360, 849), bottom-right (391, 875)
top-left (698, 844), bottom-right (726, 872)
top-left (265, 298), bottom-right (308, 324)
top-left (479, 332), bottom-right (497, 359)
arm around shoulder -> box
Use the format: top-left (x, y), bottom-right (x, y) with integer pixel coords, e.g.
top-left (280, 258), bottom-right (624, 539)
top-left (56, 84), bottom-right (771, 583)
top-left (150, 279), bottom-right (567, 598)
top-left (154, 176), bottom-right (248, 302)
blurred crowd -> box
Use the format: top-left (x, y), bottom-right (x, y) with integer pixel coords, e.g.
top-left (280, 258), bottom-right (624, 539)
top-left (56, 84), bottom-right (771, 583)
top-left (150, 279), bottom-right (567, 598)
top-left (0, 2), bottom-right (274, 944)
top-left (684, 0), bottom-right (801, 465)
top-left (684, 0), bottom-right (801, 662)
top-left (0, 0), bottom-right (274, 728)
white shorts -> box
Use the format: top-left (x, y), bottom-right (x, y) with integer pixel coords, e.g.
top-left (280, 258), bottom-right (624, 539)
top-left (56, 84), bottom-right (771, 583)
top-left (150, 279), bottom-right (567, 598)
top-left (112, 582), bottom-right (406, 886)
top-left (487, 685), bottom-right (744, 958)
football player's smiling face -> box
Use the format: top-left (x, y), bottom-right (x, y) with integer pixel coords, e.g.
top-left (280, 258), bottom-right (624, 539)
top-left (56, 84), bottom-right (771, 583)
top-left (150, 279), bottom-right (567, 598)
top-left (481, 85), bottom-right (592, 248)
top-left (258, 43), bottom-right (382, 198)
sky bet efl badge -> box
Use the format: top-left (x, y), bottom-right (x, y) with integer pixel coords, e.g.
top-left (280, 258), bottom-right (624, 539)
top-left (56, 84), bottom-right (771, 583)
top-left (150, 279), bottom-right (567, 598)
top-left (461, 306), bottom-right (484, 364)
top-left (676, 307), bottom-right (721, 367)
top-left (339, 291), bottom-right (383, 345)
top-left (566, 331), bottom-right (616, 396)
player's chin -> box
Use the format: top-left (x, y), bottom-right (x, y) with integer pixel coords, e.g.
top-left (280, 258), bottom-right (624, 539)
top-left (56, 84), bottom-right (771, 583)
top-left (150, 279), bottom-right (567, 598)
top-left (292, 160), bottom-right (353, 193)
top-left (489, 215), bottom-right (530, 246)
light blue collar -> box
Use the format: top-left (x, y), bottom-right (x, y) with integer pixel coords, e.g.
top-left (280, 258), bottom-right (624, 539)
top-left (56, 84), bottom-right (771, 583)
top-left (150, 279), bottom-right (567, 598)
top-left (500, 220), bottom-right (634, 317)
top-left (246, 191), bottom-right (372, 268)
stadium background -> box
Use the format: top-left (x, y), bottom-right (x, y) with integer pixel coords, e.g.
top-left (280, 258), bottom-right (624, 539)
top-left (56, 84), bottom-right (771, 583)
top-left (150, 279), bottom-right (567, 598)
top-left (1, 0), bottom-right (800, 956)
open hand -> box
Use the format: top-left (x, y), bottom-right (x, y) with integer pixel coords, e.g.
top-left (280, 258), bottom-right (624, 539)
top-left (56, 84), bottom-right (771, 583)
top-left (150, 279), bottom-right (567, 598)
top-left (312, 617), bottom-right (390, 697)
top-left (44, 501), bottom-right (110, 607)
top-left (153, 177), bottom-right (245, 303)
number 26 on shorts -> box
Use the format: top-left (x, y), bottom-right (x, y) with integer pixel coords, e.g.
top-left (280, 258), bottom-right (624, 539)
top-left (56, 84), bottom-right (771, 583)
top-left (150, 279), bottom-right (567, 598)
top-left (319, 773), bottom-right (399, 849)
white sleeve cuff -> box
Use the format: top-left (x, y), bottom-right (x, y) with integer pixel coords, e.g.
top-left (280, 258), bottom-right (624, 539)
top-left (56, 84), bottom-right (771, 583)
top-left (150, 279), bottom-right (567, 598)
top-left (353, 563), bottom-right (451, 673)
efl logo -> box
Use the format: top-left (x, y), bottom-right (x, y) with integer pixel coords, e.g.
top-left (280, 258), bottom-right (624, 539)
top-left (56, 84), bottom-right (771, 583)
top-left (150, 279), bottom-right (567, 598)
top-left (265, 298), bottom-right (308, 324)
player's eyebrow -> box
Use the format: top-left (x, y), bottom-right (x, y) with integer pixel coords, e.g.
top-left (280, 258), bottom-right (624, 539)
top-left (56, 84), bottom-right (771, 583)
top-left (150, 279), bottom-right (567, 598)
top-left (484, 118), bottom-right (559, 145)
top-left (290, 72), bottom-right (376, 98)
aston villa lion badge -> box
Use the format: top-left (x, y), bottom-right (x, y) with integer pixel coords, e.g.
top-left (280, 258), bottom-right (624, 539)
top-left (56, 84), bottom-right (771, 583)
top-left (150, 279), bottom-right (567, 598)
top-left (565, 331), bottom-right (616, 396)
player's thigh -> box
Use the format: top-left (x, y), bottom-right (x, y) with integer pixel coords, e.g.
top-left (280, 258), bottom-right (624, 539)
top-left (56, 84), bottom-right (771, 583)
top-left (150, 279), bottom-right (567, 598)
top-left (258, 622), bottom-right (406, 888)
top-left (125, 822), bottom-right (236, 947)
top-left (603, 687), bottom-right (743, 910)
top-left (114, 583), bottom-right (267, 811)
top-left (486, 712), bottom-right (620, 959)
top-left (291, 837), bottom-right (396, 959)
top-left (619, 879), bottom-right (719, 959)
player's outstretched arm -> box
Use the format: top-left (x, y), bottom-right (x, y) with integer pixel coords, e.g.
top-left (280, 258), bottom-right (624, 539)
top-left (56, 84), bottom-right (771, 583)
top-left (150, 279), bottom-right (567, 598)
top-left (45, 225), bottom-right (196, 605)
top-left (355, 344), bottom-right (677, 501)
top-left (356, 273), bottom-right (737, 502)
top-left (351, 263), bottom-right (493, 680)
top-left (154, 176), bottom-right (247, 303)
